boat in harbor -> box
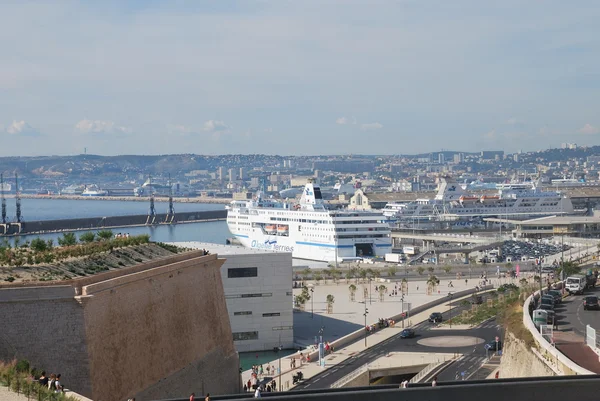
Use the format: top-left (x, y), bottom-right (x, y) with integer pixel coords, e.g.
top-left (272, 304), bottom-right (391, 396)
top-left (81, 185), bottom-right (108, 197)
top-left (226, 179), bottom-right (392, 262)
top-left (384, 176), bottom-right (575, 222)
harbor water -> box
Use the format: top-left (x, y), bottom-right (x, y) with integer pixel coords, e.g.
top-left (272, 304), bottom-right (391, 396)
top-left (1, 198), bottom-right (229, 245)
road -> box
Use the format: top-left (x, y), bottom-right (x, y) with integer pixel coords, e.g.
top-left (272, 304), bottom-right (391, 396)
top-left (556, 286), bottom-right (600, 337)
top-left (292, 297), bottom-right (501, 390)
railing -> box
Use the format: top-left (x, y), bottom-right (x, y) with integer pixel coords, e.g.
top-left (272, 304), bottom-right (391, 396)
top-left (409, 361), bottom-right (443, 384)
top-left (330, 363), bottom-right (370, 388)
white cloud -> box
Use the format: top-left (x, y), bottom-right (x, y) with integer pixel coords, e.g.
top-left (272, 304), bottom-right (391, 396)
top-left (75, 119), bottom-right (131, 135)
top-left (336, 116), bottom-right (357, 125)
top-left (360, 122), bottom-right (383, 131)
top-left (5, 120), bottom-right (40, 136)
top-left (579, 123), bottom-right (599, 135)
top-left (203, 120), bottom-right (228, 132)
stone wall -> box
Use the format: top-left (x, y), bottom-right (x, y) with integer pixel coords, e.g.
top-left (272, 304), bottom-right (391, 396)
top-left (498, 331), bottom-right (556, 378)
top-left (0, 252), bottom-right (240, 401)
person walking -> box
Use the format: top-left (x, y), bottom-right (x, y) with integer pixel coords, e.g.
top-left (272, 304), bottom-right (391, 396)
top-left (205, 393), bottom-right (211, 401)
top-left (189, 393), bottom-right (195, 401)
top-left (38, 371), bottom-right (49, 387)
top-left (254, 386), bottom-right (261, 398)
top-left (431, 376), bottom-right (438, 387)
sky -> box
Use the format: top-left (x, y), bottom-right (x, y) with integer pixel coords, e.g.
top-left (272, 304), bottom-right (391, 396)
top-left (1, 0), bottom-right (599, 156)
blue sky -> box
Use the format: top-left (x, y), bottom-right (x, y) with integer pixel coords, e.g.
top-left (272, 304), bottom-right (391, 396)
top-left (0, 0), bottom-right (599, 156)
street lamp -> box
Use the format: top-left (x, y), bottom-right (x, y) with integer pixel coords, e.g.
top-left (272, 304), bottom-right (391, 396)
top-left (310, 287), bottom-right (314, 319)
top-left (318, 327), bottom-right (325, 367)
top-left (273, 345), bottom-right (282, 392)
top-left (369, 277), bottom-right (372, 305)
top-left (362, 301), bottom-right (369, 347)
top-left (448, 292), bottom-right (453, 328)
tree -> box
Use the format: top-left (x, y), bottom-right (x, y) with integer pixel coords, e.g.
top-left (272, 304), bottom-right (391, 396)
top-left (345, 271), bottom-right (353, 283)
top-left (378, 285), bottom-right (387, 302)
top-left (558, 261), bottom-right (580, 278)
top-left (326, 294), bottom-right (335, 313)
top-left (79, 232), bottom-right (96, 243)
top-left (387, 266), bottom-right (398, 278)
top-left (427, 266), bottom-right (435, 274)
top-left (301, 286), bottom-right (311, 301)
top-left (30, 238), bottom-right (48, 253)
top-left (442, 266), bottom-right (452, 274)
top-left (57, 232), bottom-right (77, 246)
top-left (426, 275), bottom-right (440, 295)
top-left (505, 262), bottom-right (513, 270)
top-left (314, 273), bottom-right (323, 285)
top-left (349, 284), bottom-right (357, 301)
top-left (359, 268), bottom-right (368, 283)
top-left (417, 266), bottom-right (425, 275)
top-left (97, 230), bottom-right (114, 240)
top-left (301, 267), bottom-right (312, 280)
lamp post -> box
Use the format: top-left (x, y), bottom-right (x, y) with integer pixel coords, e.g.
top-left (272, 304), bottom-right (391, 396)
top-left (310, 287), bottom-right (314, 319)
top-left (273, 345), bottom-right (282, 392)
top-left (362, 301), bottom-right (369, 347)
top-left (318, 327), bottom-right (325, 367)
top-left (369, 277), bottom-right (372, 305)
top-left (448, 292), bottom-right (453, 328)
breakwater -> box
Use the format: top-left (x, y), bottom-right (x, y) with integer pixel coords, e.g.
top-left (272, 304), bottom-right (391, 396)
top-left (0, 209), bottom-right (227, 236)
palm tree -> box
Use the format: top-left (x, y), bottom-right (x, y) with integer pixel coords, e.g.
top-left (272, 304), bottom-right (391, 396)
top-left (378, 285), bottom-right (387, 302)
top-left (426, 275), bottom-right (440, 295)
top-left (326, 294), bottom-right (335, 314)
top-left (349, 284), bottom-right (357, 301)
top-left (387, 266), bottom-right (398, 278)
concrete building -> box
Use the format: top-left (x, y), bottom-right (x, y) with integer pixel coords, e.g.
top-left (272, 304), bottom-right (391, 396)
top-left (239, 167), bottom-right (245, 180)
top-left (0, 251), bottom-right (240, 400)
top-left (218, 166), bottom-right (224, 181)
top-left (171, 242), bottom-right (294, 352)
top-left (229, 168), bottom-right (238, 182)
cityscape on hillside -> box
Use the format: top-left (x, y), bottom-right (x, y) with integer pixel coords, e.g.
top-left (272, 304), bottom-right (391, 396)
top-left (0, 144), bottom-right (598, 198)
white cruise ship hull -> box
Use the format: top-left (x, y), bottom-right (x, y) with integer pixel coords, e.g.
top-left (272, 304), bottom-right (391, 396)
top-left (232, 230), bottom-right (392, 262)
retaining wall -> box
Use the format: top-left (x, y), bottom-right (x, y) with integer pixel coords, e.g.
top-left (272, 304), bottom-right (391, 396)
top-left (0, 252), bottom-right (240, 401)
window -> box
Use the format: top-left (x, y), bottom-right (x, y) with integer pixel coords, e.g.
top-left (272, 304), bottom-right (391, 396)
top-left (234, 311), bottom-right (252, 316)
top-left (263, 312), bottom-right (281, 317)
top-left (232, 331), bottom-right (259, 341)
top-left (286, 291), bottom-right (293, 296)
top-left (227, 267), bottom-right (258, 278)
top-left (225, 293), bottom-right (273, 299)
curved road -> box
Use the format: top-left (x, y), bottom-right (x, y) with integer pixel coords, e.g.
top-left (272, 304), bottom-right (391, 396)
top-left (557, 286), bottom-right (600, 337)
top-left (292, 297), bottom-right (501, 390)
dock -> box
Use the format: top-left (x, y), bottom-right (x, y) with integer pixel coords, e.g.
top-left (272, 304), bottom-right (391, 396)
top-left (0, 210), bottom-right (227, 236)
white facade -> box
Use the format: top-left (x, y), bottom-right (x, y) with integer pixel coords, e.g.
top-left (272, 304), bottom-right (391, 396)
top-left (170, 242), bottom-right (293, 353)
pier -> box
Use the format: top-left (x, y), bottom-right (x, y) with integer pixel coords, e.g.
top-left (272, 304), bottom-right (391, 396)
top-left (0, 209), bottom-right (226, 236)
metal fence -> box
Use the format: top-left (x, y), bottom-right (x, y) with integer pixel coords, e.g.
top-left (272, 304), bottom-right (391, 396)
top-left (330, 363), bottom-right (370, 389)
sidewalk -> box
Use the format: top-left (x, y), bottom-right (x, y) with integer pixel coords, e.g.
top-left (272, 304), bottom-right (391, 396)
top-left (240, 290), bottom-right (484, 392)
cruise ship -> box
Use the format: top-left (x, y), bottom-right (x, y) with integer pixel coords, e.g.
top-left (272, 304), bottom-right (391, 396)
top-left (226, 179), bottom-right (392, 262)
top-left (384, 177), bottom-right (575, 222)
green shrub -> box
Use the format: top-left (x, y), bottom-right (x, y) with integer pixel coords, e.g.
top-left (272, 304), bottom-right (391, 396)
top-left (30, 238), bottom-right (48, 252)
top-left (15, 360), bottom-right (29, 373)
top-left (79, 232), bottom-right (96, 243)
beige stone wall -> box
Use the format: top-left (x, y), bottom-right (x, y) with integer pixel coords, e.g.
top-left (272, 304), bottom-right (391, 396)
top-left (499, 331), bottom-right (556, 378)
top-left (81, 254), bottom-right (238, 401)
top-left (0, 286), bottom-right (92, 396)
top-left (0, 252), bottom-right (240, 401)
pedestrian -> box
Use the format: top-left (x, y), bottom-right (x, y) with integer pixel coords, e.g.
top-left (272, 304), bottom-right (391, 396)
top-left (400, 379), bottom-right (408, 388)
top-left (247, 379), bottom-right (251, 391)
top-left (432, 376), bottom-right (438, 387)
top-left (48, 374), bottom-right (57, 392)
top-left (205, 393), bottom-right (211, 401)
top-left (266, 365), bottom-right (270, 375)
top-left (190, 393), bottom-right (195, 401)
top-left (38, 371), bottom-right (49, 387)
top-left (266, 384), bottom-right (272, 392)
top-left (254, 386), bottom-right (261, 398)
top-left (55, 374), bottom-right (63, 392)
top-left (244, 384), bottom-right (248, 392)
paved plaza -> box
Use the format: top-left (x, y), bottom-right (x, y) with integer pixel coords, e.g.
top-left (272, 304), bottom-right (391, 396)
top-left (292, 277), bottom-right (473, 347)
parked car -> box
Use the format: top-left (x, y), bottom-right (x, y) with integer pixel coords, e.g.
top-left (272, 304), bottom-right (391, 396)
top-left (541, 295), bottom-right (558, 305)
top-left (428, 312), bottom-right (443, 323)
top-left (484, 340), bottom-right (503, 351)
top-left (540, 297), bottom-right (555, 309)
top-left (547, 290), bottom-right (563, 303)
top-left (584, 296), bottom-right (600, 311)
top-left (400, 328), bottom-right (416, 338)
top-left (536, 304), bottom-right (556, 318)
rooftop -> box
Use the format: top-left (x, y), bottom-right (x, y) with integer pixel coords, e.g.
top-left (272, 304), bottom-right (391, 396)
top-left (519, 215), bottom-right (600, 225)
top-left (168, 241), bottom-right (292, 256)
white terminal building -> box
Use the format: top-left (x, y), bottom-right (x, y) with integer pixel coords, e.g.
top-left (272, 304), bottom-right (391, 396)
top-left (170, 242), bottom-right (293, 353)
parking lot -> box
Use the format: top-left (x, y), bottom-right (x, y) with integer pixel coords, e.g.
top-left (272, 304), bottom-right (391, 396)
top-left (479, 240), bottom-right (571, 264)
